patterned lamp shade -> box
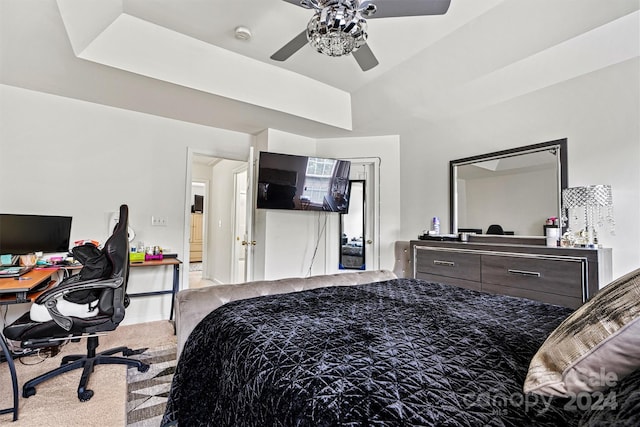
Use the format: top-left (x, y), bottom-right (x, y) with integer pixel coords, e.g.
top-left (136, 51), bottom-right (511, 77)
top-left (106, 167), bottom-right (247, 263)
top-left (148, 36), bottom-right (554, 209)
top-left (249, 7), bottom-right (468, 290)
top-left (562, 185), bottom-right (614, 246)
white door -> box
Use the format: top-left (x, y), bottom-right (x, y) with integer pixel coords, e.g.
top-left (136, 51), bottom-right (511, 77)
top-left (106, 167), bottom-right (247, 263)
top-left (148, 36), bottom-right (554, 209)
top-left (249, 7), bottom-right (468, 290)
top-left (231, 147), bottom-right (255, 283)
top-left (232, 168), bottom-right (247, 283)
top-left (243, 147), bottom-right (255, 282)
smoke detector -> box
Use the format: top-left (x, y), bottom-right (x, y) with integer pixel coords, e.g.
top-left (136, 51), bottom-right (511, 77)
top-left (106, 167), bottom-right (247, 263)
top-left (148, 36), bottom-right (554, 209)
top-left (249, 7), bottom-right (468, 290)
top-left (234, 26), bottom-right (252, 41)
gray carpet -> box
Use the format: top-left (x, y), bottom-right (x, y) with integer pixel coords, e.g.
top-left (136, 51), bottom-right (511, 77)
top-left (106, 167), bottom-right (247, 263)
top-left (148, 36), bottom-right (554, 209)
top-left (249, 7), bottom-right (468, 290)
top-left (126, 345), bottom-right (177, 427)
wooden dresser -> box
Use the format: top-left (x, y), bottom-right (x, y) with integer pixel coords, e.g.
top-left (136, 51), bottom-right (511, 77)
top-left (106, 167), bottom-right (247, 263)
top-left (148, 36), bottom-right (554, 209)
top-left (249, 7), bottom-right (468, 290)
top-left (410, 239), bottom-right (612, 309)
top-left (189, 213), bottom-right (203, 262)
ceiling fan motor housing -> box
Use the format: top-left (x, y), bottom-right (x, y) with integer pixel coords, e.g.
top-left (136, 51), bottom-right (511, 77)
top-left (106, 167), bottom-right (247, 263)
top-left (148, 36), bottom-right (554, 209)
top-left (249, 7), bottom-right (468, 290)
top-left (306, 0), bottom-right (368, 57)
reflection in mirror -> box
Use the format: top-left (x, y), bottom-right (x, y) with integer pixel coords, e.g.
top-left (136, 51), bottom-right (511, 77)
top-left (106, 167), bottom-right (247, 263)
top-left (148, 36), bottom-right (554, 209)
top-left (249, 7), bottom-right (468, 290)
top-left (340, 180), bottom-right (365, 270)
top-left (450, 139), bottom-right (567, 236)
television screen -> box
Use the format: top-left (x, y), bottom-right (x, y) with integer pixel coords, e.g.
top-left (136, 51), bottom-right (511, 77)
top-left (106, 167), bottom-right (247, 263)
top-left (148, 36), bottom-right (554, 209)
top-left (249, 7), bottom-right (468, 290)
top-left (0, 214), bottom-right (72, 255)
top-left (257, 152), bottom-right (351, 213)
top-left (194, 194), bottom-right (204, 213)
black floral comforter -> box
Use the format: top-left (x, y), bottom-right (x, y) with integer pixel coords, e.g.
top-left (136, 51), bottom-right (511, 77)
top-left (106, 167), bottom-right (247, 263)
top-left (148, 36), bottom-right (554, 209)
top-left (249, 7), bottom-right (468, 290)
top-left (161, 278), bottom-right (638, 426)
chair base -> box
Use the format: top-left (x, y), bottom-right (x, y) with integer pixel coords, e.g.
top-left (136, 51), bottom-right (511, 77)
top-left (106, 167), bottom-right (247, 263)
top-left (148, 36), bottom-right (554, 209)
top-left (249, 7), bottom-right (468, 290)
top-left (22, 335), bottom-right (149, 402)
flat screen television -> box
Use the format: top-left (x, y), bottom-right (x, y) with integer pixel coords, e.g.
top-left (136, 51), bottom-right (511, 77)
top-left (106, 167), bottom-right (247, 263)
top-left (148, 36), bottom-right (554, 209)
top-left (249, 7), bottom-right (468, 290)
top-left (194, 195), bottom-right (204, 213)
top-left (0, 214), bottom-right (72, 255)
top-left (257, 151), bottom-right (351, 213)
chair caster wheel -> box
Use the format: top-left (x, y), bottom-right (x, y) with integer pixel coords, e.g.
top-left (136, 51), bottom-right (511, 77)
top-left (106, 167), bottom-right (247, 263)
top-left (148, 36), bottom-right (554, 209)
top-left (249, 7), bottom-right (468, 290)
top-left (23, 387), bottom-right (36, 398)
top-left (78, 389), bottom-right (94, 402)
top-left (124, 347), bottom-right (147, 356)
top-left (138, 363), bottom-right (150, 373)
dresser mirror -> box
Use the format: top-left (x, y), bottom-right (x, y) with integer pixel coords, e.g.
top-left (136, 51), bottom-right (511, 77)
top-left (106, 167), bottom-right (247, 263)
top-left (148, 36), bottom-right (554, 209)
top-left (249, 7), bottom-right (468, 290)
top-left (450, 139), bottom-right (567, 236)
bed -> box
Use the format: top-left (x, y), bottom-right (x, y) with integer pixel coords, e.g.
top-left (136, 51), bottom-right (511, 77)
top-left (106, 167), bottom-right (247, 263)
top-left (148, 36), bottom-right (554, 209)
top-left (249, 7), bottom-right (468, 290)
top-left (162, 276), bottom-right (640, 426)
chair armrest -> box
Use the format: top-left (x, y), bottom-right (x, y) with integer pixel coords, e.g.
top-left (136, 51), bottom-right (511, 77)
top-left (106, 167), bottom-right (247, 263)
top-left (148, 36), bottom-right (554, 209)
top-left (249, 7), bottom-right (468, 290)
top-left (35, 277), bottom-right (122, 304)
top-left (34, 277), bottom-right (123, 331)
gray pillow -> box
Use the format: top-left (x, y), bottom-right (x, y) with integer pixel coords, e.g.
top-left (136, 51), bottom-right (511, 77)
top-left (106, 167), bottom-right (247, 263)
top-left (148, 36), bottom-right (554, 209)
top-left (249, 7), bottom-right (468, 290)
top-left (523, 268), bottom-right (640, 396)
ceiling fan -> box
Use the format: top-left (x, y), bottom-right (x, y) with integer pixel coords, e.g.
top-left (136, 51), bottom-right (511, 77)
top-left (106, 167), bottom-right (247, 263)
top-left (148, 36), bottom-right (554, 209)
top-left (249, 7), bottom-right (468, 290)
top-left (271, 0), bottom-right (451, 71)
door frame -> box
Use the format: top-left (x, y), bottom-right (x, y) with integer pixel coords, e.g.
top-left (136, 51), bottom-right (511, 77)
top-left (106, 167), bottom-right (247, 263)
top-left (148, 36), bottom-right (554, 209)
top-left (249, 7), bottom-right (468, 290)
top-left (324, 157), bottom-right (380, 272)
top-left (183, 147), bottom-right (254, 289)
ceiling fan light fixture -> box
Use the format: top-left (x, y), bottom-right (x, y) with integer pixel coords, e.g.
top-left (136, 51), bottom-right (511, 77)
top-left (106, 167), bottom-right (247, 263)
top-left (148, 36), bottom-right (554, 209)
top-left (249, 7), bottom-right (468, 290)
top-left (306, 3), bottom-right (367, 57)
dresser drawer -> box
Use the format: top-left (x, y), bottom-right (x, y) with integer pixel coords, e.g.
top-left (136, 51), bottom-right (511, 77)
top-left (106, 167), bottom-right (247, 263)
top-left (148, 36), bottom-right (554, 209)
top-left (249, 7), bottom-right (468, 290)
top-left (416, 272), bottom-right (482, 292)
top-left (482, 283), bottom-right (583, 309)
top-left (481, 255), bottom-right (584, 298)
top-left (415, 248), bottom-right (481, 282)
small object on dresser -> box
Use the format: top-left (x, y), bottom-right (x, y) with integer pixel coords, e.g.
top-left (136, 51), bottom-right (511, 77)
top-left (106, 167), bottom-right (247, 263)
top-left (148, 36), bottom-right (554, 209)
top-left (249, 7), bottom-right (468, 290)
top-left (129, 252), bottom-right (145, 263)
top-left (431, 217), bottom-right (440, 235)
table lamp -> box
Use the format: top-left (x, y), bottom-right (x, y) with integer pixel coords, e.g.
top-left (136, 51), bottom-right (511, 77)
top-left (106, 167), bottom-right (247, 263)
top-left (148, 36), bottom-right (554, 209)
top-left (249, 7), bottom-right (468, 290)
top-left (562, 185), bottom-right (614, 247)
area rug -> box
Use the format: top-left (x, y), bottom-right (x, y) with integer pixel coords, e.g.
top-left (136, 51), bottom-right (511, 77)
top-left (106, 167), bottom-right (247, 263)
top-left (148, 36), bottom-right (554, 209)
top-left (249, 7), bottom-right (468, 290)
top-left (126, 344), bottom-right (177, 427)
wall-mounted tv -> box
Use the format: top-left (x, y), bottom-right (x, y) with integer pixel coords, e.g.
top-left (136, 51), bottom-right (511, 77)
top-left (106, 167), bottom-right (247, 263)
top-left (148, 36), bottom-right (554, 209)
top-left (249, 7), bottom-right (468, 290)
top-left (0, 214), bottom-right (72, 255)
top-left (257, 151), bottom-right (351, 213)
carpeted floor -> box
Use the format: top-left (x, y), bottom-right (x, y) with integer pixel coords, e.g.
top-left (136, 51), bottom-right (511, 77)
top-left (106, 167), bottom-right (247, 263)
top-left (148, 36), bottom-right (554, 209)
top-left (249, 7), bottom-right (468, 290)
top-left (0, 320), bottom-right (176, 426)
top-left (126, 345), bottom-right (177, 426)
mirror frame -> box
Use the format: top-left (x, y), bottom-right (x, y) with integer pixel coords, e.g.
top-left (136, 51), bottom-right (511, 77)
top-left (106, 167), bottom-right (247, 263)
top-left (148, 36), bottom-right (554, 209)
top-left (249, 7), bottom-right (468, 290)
top-left (449, 138), bottom-right (568, 235)
top-left (339, 180), bottom-right (366, 270)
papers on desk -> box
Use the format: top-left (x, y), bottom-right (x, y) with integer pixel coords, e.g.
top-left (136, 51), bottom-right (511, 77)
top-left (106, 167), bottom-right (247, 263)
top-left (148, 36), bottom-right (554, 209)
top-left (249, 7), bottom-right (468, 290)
top-left (0, 266), bottom-right (33, 277)
top-left (1, 254), bottom-right (19, 266)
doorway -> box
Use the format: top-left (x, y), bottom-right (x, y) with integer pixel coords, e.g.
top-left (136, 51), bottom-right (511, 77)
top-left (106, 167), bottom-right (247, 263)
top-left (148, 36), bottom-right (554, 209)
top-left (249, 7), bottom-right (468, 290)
top-left (341, 160), bottom-right (379, 271)
top-left (187, 153), bottom-right (249, 288)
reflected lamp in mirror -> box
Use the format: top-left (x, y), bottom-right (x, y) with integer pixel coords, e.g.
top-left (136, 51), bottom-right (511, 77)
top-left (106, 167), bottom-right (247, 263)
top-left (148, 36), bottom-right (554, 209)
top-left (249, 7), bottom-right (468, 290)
top-left (562, 185), bottom-right (614, 247)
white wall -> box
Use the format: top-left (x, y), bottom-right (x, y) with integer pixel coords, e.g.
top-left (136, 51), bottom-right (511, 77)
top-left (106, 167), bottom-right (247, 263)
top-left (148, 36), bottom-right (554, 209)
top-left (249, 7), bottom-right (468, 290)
top-left (317, 135), bottom-right (401, 273)
top-left (252, 130), bottom-right (401, 280)
top-left (253, 129), bottom-right (323, 280)
top-left (0, 85), bottom-right (252, 324)
top-left (399, 59), bottom-right (640, 280)
top-left (0, 87), bottom-right (402, 325)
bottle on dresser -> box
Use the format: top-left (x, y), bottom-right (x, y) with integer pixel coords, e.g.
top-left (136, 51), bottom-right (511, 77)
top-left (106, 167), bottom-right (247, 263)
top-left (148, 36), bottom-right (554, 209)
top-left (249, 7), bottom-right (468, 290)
top-left (431, 217), bottom-right (440, 235)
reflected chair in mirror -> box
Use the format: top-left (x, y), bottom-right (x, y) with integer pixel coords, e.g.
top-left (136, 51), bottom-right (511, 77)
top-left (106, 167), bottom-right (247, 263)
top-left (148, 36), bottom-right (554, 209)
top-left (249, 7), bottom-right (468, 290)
top-left (486, 224), bottom-right (505, 235)
top-left (3, 204), bottom-right (149, 402)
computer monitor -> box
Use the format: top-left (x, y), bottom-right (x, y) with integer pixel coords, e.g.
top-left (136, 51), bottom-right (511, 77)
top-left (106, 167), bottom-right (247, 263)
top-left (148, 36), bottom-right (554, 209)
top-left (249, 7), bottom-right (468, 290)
top-left (0, 214), bottom-right (72, 255)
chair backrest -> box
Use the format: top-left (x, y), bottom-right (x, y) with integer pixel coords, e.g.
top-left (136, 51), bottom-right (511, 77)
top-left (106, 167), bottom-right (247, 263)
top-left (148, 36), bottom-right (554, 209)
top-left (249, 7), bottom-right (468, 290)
top-left (486, 224), bottom-right (505, 235)
top-left (97, 204), bottom-right (130, 324)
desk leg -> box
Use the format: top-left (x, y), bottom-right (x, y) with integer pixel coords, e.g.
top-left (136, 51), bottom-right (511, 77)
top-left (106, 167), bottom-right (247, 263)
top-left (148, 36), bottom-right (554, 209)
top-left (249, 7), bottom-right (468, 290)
top-left (0, 336), bottom-right (19, 421)
top-left (169, 263), bottom-right (180, 322)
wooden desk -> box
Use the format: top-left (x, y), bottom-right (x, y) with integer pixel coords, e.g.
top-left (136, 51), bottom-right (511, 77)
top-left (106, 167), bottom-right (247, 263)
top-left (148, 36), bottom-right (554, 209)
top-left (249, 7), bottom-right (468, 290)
top-left (129, 258), bottom-right (181, 321)
top-left (0, 268), bottom-right (58, 304)
top-left (0, 267), bottom-right (58, 421)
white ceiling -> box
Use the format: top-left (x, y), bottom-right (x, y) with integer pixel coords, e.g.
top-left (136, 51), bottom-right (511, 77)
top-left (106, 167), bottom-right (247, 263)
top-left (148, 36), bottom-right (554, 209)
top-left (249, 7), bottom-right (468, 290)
top-left (2, 0), bottom-right (638, 138)
top-left (122, 0), bottom-right (502, 92)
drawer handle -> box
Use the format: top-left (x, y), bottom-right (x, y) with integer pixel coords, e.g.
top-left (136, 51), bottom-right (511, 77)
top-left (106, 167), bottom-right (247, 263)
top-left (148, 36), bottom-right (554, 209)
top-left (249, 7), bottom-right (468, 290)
top-left (508, 269), bottom-right (541, 278)
top-left (434, 260), bottom-right (455, 267)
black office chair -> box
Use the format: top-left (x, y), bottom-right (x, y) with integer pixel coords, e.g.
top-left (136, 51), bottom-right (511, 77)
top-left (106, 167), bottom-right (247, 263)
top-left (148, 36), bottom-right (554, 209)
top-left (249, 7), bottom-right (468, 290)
top-left (486, 224), bottom-right (505, 235)
top-left (3, 204), bottom-right (149, 402)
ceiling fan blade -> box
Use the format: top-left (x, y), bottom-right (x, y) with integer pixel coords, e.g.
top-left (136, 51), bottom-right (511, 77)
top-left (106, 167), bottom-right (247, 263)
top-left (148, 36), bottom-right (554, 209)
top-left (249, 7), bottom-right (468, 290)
top-left (281, 0), bottom-right (309, 8)
top-left (270, 30), bottom-right (309, 62)
top-left (367, 0), bottom-right (451, 19)
top-left (353, 43), bottom-right (379, 71)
